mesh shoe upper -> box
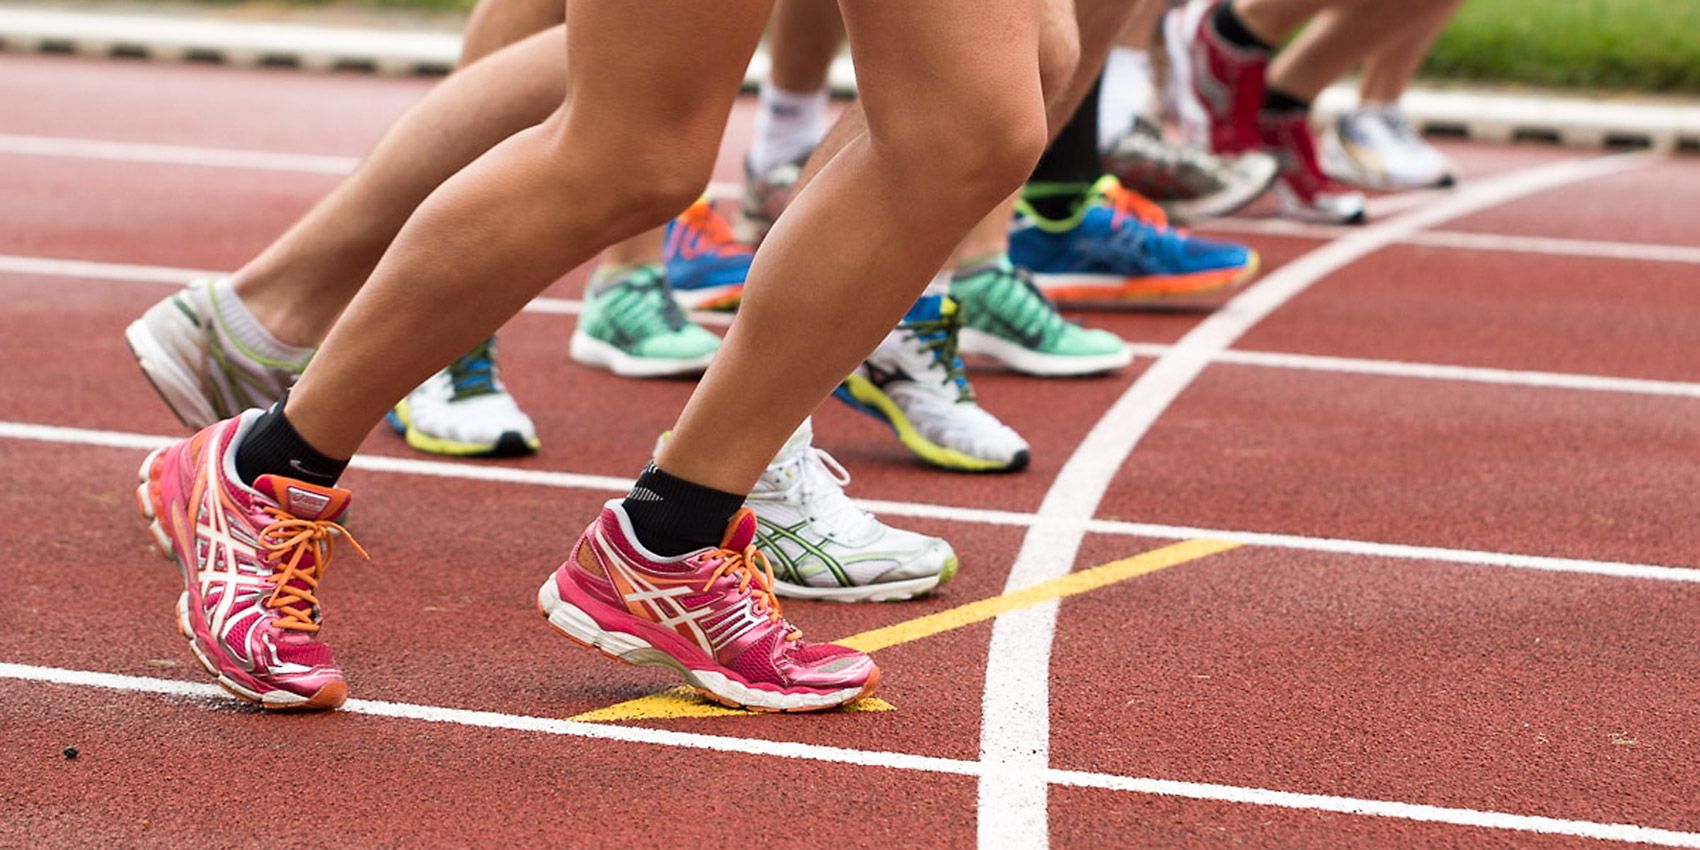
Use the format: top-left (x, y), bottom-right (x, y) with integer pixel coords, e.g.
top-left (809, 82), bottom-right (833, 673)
top-left (1010, 177), bottom-right (1255, 280)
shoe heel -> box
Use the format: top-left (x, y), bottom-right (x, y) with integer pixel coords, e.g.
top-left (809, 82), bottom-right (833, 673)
top-left (135, 448), bottom-right (174, 559)
top-left (536, 575), bottom-right (655, 667)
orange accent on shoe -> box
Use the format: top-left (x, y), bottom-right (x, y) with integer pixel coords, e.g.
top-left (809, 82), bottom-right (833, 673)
top-left (257, 510), bottom-right (367, 632)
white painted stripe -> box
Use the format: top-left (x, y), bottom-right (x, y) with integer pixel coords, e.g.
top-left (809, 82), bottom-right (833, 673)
top-left (6, 252), bottom-right (1691, 393)
top-left (6, 418), bottom-right (1692, 583)
top-left (5, 660), bottom-right (1699, 848)
top-left (0, 133), bottom-right (360, 174)
top-left (0, 254), bottom-right (735, 327)
top-left (974, 152), bottom-right (1657, 847)
top-left (1405, 229), bottom-right (1700, 266)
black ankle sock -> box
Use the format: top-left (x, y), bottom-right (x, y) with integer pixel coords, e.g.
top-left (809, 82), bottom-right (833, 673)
top-left (1261, 87), bottom-right (1311, 115)
top-left (1212, 1), bottom-right (1272, 52)
top-left (1022, 73), bottom-right (1104, 222)
top-left (234, 395), bottom-right (349, 489)
top-left (622, 463), bottom-right (746, 557)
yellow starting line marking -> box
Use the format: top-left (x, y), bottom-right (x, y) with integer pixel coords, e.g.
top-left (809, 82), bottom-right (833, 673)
top-left (569, 538), bottom-right (1241, 722)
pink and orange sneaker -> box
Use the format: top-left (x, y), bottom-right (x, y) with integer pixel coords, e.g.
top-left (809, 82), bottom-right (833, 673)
top-left (135, 411), bottom-right (366, 711)
top-left (538, 502), bottom-right (880, 712)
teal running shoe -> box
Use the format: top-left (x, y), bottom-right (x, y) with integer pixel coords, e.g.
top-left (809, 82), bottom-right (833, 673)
top-left (950, 256), bottom-right (1132, 376)
top-left (569, 264), bottom-right (721, 378)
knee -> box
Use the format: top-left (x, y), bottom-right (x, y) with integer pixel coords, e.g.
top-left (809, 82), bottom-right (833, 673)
top-left (886, 98), bottom-right (1049, 211)
top-left (542, 115), bottom-right (717, 233)
top-left (1037, 18), bottom-right (1081, 105)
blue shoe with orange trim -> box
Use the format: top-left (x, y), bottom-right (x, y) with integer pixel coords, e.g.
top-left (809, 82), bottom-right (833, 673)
top-left (1009, 175), bottom-right (1259, 304)
top-left (663, 197), bottom-right (754, 311)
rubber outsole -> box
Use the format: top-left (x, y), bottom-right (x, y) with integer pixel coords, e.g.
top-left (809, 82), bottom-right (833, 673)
top-left (386, 402), bottom-right (540, 458)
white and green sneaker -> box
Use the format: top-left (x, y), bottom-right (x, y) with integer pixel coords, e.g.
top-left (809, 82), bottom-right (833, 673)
top-left (950, 257), bottom-right (1132, 376)
top-left (124, 277), bottom-right (313, 429)
top-left (749, 419), bottom-right (959, 602)
top-left (569, 264), bottom-right (721, 378)
top-left (388, 336), bottom-right (540, 457)
top-left (836, 294), bottom-right (1031, 473)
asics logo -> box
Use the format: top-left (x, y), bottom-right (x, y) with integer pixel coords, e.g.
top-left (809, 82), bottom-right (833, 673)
top-left (593, 534), bottom-right (766, 655)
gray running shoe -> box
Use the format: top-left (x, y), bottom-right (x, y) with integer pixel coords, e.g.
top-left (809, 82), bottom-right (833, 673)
top-left (1102, 117), bottom-right (1278, 223)
top-left (737, 152), bottom-right (808, 244)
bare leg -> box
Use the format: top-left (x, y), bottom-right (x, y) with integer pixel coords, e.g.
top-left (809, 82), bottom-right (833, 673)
top-left (1267, 1), bottom-right (1426, 102)
top-left (656, 0), bottom-right (1057, 493)
top-left (286, 2), bottom-right (771, 458)
top-left (1357, 0), bottom-right (1462, 103)
top-left (768, 0), bottom-right (844, 92)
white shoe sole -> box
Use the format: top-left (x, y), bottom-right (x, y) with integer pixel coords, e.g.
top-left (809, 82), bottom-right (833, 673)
top-left (536, 577), bottom-right (871, 712)
top-left (124, 312), bottom-right (219, 429)
top-left (958, 327), bottom-right (1132, 376)
top-left (1161, 153), bottom-right (1280, 223)
top-left (569, 330), bottom-right (715, 378)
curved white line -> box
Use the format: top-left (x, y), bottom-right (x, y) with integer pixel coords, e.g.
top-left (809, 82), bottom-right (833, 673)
top-left (974, 152), bottom-right (1655, 847)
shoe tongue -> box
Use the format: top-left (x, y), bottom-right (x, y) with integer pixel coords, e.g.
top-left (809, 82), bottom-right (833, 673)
top-left (719, 508), bottom-right (758, 551)
top-left (252, 475), bottom-right (352, 522)
top-left (903, 293), bottom-right (947, 324)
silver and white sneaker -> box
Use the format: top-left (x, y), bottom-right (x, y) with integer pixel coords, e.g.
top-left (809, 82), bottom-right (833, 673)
top-left (748, 419), bottom-right (959, 602)
top-left (387, 337), bottom-right (540, 457)
top-left (1321, 105), bottom-right (1457, 191)
top-left (124, 277), bottom-right (310, 429)
top-left (834, 294), bottom-right (1031, 473)
top-left (1103, 117), bottom-right (1278, 223)
top-left (736, 152), bottom-right (807, 244)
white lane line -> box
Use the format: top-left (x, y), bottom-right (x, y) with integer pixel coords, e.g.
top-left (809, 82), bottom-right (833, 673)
top-left (974, 152), bottom-right (1657, 847)
top-left (6, 418), bottom-right (1694, 582)
top-left (5, 661), bottom-right (1699, 849)
top-left (6, 253), bottom-right (1692, 395)
top-left (0, 133), bottom-right (361, 174)
top-left (0, 254), bottom-right (735, 327)
top-left (7, 131), bottom-right (1700, 267)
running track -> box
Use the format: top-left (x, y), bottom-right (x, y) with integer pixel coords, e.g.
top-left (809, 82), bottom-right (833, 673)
top-left (2, 54), bottom-right (1699, 848)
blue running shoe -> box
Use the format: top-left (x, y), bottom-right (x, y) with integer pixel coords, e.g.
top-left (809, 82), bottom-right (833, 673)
top-left (1009, 176), bottom-right (1259, 304)
top-left (663, 197), bottom-right (753, 311)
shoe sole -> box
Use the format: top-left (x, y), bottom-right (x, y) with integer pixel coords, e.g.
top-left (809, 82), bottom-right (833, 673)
top-left (567, 330), bottom-right (716, 379)
top-left (1034, 252), bottom-right (1262, 304)
top-left (134, 448), bottom-right (345, 711)
top-left (1157, 155), bottom-right (1281, 223)
top-left (124, 315), bottom-right (219, 430)
top-left (834, 376), bottom-right (1030, 473)
top-left (386, 400), bottom-right (540, 458)
top-left (957, 328), bottom-right (1132, 377)
top-left (670, 284), bottom-right (744, 313)
top-left (536, 577), bottom-right (879, 713)
top-left (774, 555), bottom-right (958, 603)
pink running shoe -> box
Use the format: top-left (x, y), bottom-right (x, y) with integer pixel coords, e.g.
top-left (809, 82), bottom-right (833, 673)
top-left (1259, 110), bottom-right (1368, 225)
top-left (1166, 0), bottom-right (1269, 154)
top-left (135, 411), bottom-right (366, 711)
top-left (538, 502), bottom-right (880, 712)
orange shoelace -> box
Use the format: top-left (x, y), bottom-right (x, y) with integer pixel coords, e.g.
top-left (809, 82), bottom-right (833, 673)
top-left (1103, 178), bottom-right (1172, 231)
top-left (702, 542), bottom-right (784, 626)
top-left (257, 508), bottom-right (369, 632)
top-left (679, 199), bottom-right (754, 255)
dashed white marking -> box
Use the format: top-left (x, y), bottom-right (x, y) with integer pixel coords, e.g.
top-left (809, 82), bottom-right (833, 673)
top-left (3, 661), bottom-right (1698, 848)
top-left (0, 132), bottom-right (360, 174)
top-left (975, 152), bottom-right (1657, 847)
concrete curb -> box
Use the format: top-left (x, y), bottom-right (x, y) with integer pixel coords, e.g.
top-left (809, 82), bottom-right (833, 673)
top-left (3, 5), bottom-right (1696, 152)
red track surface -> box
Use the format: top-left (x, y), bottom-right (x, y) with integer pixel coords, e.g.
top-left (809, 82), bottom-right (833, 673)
top-left (3, 53), bottom-right (1699, 848)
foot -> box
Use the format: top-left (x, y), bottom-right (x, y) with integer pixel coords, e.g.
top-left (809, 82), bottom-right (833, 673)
top-left (1103, 116), bottom-right (1278, 223)
top-left (1260, 111), bottom-right (1369, 225)
top-left (569, 264), bottom-right (721, 378)
top-left (664, 197), bottom-right (754, 311)
top-left (1321, 105), bottom-right (1457, 191)
top-left (387, 337), bottom-right (540, 457)
top-left (1166, 0), bottom-right (1268, 154)
top-left (835, 295), bottom-right (1030, 473)
top-left (737, 151), bottom-right (808, 245)
top-left (1010, 176), bottom-right (1261, 303)
top-left (538, 502), bottom-right (880, 712)
top-left (124, 278), bottom-right (311, 429)
top-left (748, 419), bottom-right (958, 602)
top-left (135, 411), bottom-right (365, 710)
top-left (949, 257), bottom-right (1132, 376)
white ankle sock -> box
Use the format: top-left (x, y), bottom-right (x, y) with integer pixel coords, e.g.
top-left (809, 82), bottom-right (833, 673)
top-left (1098, 46), bottom-right (1154, 152)
top-left (750, 81), bottom-right (827, 174)
top-left (209, 277), bottom-right (315, 363)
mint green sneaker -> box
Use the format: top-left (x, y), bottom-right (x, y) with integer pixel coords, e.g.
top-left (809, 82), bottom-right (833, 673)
top-left (568, 264), bottom-right (721, 378)
top-left (949, 257), bottom-right (1133, 376)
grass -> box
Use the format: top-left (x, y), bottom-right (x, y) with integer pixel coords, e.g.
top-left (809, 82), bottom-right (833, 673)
top-left (102, 0), bottom-right (1700, 94)
top-left (1421, 0), bottom-right (1700, 94)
